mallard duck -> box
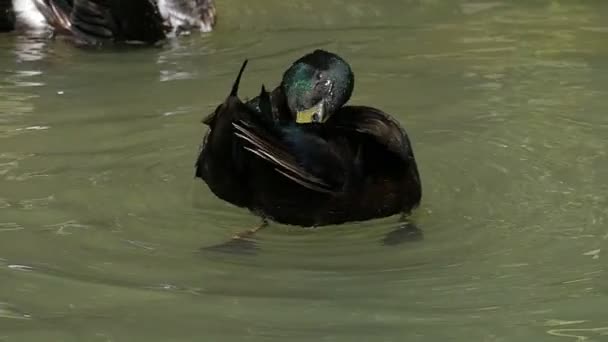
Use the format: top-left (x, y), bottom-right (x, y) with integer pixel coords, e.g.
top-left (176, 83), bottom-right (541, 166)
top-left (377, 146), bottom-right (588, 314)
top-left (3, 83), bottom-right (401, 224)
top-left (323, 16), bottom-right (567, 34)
top-left (0, 0), bottom-right (215, 44)
top-left (196, 50), bottom-right (422, 238)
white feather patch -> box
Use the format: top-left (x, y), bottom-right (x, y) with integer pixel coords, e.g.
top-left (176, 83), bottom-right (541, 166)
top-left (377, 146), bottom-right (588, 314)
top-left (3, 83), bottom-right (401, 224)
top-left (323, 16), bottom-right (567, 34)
top-left (12, 0), bottom-right (47, 29)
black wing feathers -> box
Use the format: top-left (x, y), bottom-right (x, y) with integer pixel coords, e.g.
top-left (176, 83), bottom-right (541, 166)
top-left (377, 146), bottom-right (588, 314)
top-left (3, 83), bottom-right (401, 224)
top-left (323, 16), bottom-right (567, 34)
top-left (330, 105), bottom-right (412, 162)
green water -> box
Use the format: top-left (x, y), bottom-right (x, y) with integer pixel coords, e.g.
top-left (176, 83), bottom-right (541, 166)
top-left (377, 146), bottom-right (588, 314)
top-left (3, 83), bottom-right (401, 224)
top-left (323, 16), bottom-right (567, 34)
top-left (1, 1), bottom-right (607, 341)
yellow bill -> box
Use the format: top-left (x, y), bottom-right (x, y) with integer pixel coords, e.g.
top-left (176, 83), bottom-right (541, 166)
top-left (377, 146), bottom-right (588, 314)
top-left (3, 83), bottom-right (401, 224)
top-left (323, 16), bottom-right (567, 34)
top-left (295, 102), bottom-right (327, 124)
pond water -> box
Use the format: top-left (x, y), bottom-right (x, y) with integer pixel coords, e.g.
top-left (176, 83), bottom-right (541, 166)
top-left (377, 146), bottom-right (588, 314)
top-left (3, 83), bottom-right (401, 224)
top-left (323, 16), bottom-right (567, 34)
top-left (0, 1), bottom-right (607, 341)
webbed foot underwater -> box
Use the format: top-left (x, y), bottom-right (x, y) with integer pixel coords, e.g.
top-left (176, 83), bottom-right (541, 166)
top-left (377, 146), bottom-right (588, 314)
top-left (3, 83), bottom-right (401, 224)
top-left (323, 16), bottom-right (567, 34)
top-left (195, 50), bottom-right (422, 229)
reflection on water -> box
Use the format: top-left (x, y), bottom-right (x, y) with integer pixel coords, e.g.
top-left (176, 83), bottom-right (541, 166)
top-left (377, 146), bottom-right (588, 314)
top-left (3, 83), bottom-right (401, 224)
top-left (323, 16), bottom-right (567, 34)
top-left (13, 35), bottom-right (49, 63)
top-left (0, 36), bottom-right (45, 142)
top-left (0, 1), bottom-right (607, 341)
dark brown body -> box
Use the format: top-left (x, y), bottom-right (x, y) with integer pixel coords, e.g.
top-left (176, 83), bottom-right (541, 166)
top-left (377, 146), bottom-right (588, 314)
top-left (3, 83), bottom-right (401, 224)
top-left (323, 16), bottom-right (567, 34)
top-left (196, 82), bottom-right (422, 227)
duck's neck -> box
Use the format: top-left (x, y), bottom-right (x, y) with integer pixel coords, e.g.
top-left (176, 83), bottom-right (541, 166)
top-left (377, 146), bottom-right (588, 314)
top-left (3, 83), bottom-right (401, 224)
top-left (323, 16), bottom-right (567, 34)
top-left (269, 87), bottom-right (295, 123)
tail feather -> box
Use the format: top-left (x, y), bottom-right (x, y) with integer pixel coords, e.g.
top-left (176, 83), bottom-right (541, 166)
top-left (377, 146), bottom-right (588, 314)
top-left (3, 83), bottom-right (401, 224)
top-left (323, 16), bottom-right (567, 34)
top-left (202, 60), bottom-right (250, 127)
top-left (230, 59), bottom-right (248, 97)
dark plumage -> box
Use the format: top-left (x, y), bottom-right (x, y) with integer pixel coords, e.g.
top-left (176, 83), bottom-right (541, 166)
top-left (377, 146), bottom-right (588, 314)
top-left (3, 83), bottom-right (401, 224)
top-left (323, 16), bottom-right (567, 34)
top-left (0, 0), bottom-right (215, 45)
top-left (0, 0), bottom-right (15, 32)
top-left (196, 50), bottom-right (422, 227)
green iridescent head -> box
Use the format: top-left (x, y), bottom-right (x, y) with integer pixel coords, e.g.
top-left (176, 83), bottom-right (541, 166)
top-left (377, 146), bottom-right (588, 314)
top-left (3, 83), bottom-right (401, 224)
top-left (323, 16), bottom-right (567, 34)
top-left (281, 50), bottom-right (354, 124)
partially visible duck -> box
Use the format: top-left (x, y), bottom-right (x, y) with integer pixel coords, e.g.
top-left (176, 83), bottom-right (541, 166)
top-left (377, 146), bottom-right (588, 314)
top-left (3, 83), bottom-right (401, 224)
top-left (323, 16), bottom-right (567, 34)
top-left (196, 50), bottom-right (422, 235)
top-left (0, 0), bottom-right (216, 45)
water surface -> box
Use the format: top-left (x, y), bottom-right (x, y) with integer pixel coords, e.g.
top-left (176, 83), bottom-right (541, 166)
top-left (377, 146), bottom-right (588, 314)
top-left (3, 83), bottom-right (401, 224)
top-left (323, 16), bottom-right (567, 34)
top-left (0, 1), bottom-right (607, 341)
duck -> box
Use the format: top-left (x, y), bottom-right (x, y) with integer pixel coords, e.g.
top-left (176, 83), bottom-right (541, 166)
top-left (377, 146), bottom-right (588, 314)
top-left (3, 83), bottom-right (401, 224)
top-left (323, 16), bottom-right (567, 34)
top-left (0, 0), bottom-right (215, 45)
top-left (196, 50), bottom-right (422, 239)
